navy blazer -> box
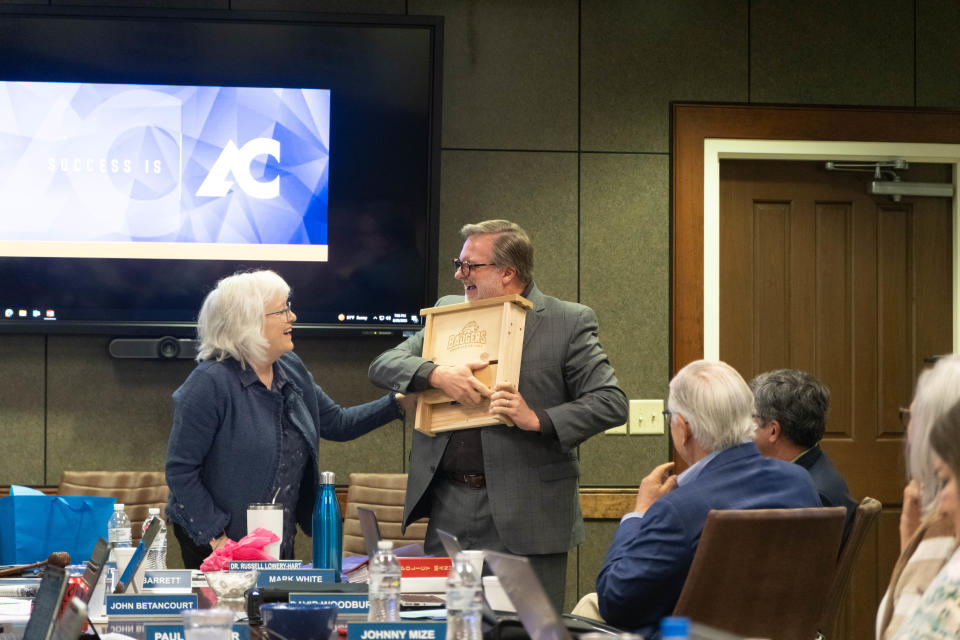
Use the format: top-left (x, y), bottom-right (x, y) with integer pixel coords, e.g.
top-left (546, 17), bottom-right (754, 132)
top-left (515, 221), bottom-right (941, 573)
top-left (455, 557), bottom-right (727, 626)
top-left (165, 353), bottom-right (400, 545)
top-left (795, 445), bottom-right (857, 544)
top-left (596, 442), bottom-right (821, 636)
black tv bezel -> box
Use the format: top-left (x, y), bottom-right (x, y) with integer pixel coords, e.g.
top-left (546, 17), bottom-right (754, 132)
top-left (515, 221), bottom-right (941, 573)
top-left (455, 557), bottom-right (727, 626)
top-left (0, 6), bottom-right (442, 338)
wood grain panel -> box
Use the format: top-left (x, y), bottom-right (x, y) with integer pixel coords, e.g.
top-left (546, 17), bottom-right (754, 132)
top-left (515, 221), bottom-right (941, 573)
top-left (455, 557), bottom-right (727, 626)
top-left (789, 199), bottom-right (817, 373)
top-left (718, 162), bottom-right (755, 375)
top-left (877, 206), bottom-right (912, 437)
top-left (579, 488), bottom-right (637, 520)
top-left (914, 197), bottom-right (955, 366)
top-left (816, 203), bottom-right (853, 437)
top-left (754, 203), bottom-right (789, 372)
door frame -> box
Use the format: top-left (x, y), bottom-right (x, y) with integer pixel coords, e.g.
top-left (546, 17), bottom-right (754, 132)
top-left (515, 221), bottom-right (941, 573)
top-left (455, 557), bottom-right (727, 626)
top-left (672, 103), bottom-right (960, 370)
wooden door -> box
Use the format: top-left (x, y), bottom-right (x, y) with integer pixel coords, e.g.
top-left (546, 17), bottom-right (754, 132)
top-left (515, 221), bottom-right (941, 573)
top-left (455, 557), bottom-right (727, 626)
top-left (719, 159), bottom-right (954, 639)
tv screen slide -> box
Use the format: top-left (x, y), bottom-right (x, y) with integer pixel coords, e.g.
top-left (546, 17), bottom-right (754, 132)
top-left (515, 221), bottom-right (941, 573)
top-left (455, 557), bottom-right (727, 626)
top-left (0, 9), bottom-right (440, 335)
top-left (0, 81), bottom-right (331, 261)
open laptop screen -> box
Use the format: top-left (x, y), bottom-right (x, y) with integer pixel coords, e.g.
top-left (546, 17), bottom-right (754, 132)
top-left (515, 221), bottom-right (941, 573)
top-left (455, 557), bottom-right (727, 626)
top-left (356, 507), bottom-right (382, 559)
top-left (484, 551), bottom-right (571, 640)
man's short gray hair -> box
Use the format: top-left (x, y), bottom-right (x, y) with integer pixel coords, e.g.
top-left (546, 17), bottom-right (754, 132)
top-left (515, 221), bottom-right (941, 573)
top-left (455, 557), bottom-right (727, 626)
top-left (196, 270), bottom-right (290, 368)
top-left (460, 219), bottom-right (533, 285)
top-left (669, 360), bottom-right (756, 453)
top-left (907, 354), bottom-right (960, 514)
top-left (750, 369), bottom-right (830, 449)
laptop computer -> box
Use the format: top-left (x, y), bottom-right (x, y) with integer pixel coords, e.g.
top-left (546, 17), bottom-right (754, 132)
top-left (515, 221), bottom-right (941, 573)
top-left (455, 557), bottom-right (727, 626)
top-left (485, 551), bottom-right (747, 640)
top-left (113, 518), bottom-right (161, 594)
top-left (22, 565), bottom-right (69, 640)
top-left (76, 538), bottom-right (110, 602)
top-left (435, 528), bottom-right (463, 561)
top-left (356, 508), bottom-right (445, 608)
top-left (486, 551), bottom-right (630, 640)
top-left (356, 507), bottom-right (382, 559)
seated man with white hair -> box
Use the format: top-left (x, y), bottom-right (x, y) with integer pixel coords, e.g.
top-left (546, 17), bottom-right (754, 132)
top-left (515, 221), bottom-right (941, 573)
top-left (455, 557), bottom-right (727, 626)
top-left (595, 360), bottom-right (821, 637)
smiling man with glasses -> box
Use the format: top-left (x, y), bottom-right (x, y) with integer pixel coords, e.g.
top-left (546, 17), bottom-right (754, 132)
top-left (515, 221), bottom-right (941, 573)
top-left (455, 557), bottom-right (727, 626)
top-left (368, 219), bottom-right (627, 611)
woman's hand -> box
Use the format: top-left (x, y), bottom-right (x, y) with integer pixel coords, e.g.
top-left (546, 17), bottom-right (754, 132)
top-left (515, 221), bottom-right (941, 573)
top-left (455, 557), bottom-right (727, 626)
top-left (900, 479), bottom-right (923, 552)
top-left (209, 533), bottom-right (231, 552)
top-left (396, 393), bottom-right (419, 415)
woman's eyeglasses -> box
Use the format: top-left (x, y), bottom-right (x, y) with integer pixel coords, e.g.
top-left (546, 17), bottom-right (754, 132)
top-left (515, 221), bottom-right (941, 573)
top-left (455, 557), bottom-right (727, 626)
top-left (265, 301), bottom-right (293, 320)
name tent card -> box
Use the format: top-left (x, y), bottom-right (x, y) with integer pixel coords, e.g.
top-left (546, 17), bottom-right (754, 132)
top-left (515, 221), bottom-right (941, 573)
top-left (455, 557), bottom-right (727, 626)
top-left (348, 623), bottom-right (446, 640)
top-left (142, 571), bottom-right (192, 592)
top-left (107, 621), bottom-right (147, 638)
top-left (106, 594), bottom-right (198, 617)
top-left (289, 593), bottom-right (369, 614)
top-left (144, 623), bottom-right (250, 640)
top-left (144, 624), bottom-right (186, 640)
top-left (229, 560), bottom-right (301, 571)
top-left (255, 569), bottom-right (337, 587)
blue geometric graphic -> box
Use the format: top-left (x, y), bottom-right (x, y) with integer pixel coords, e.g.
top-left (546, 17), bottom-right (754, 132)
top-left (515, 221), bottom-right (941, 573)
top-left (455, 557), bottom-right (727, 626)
top-left (0, 81), bottom-right (330, 248)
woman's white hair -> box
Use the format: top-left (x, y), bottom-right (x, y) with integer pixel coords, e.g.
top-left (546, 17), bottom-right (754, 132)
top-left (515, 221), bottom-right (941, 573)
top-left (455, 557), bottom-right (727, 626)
top-left (907, 354), bottom-right (960, 514)
top-left (668, 360), bottom-right (756, 453)
top-left (195, 270), bottom-right (290, 368)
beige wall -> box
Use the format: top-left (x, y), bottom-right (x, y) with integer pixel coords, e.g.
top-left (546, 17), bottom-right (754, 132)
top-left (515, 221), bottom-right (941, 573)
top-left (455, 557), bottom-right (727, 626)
top-left (3, 0), bottom-right (959, 610)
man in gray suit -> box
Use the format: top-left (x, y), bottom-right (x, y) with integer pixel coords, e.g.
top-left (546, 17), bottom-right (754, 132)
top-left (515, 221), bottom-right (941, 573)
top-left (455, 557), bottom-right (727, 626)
top-left (368, 219), bottom-right (627, 610)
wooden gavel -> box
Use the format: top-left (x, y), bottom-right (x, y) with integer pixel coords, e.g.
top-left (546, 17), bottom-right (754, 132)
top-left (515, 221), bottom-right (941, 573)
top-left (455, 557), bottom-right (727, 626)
top-left (0, 551), bottom-right (71, 577)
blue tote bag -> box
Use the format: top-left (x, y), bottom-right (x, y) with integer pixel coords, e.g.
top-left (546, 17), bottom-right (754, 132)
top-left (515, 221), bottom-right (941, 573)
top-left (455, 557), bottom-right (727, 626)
top-left (0, 486), bottom-right (114, 565)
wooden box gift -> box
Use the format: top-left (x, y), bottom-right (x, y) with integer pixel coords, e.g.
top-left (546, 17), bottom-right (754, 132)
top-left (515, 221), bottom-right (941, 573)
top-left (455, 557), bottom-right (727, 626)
top-left (415, 293), bottom-right (533, 436)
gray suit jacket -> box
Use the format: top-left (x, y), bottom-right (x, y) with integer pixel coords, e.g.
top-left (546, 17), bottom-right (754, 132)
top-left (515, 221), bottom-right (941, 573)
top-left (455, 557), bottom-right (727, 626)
top-left (368, 283), bottom-right (628, 554)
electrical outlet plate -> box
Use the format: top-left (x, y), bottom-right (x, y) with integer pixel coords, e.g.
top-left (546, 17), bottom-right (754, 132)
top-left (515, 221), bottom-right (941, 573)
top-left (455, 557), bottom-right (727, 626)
top-left (629, 399), bottom-right (664, 435)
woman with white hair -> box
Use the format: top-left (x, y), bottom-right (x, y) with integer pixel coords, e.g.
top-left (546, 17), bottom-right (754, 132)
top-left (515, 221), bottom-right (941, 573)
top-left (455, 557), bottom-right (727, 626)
top-left (877, 354), bottom-right (960, 639)
top-left (165, 270), bottom-right (412, 567)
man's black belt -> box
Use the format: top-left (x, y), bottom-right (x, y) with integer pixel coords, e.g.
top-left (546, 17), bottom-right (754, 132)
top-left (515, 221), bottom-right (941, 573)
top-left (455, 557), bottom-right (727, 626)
top-left (444, 471), bottom-right (486, 489)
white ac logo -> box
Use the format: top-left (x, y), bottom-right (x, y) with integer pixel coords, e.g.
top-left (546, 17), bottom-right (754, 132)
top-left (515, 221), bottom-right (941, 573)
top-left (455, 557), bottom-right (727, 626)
top-left (197, 138), bottom-right (280, 199)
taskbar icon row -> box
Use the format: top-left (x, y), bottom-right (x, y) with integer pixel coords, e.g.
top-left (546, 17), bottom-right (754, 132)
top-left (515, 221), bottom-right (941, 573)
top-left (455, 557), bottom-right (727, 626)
top-left (3, 308), bottom-right (56, 320)
top-left (336, 312), bottom-right (421, 325)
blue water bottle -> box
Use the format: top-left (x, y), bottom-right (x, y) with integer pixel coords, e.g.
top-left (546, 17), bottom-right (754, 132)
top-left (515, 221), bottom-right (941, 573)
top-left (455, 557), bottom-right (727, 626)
top-left (313, 470), bottom-right (343, 580)
top-left (661, 616), bottom-right (690, 640)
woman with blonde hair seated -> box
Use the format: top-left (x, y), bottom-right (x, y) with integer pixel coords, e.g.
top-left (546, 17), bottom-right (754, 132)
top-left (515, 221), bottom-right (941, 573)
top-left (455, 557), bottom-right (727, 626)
top-left (877, 354), bottom-right (960, 639)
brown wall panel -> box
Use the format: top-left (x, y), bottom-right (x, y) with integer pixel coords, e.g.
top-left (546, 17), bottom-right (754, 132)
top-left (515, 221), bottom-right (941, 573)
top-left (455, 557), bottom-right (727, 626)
top-left (753, 203), bottom-right (789, 372)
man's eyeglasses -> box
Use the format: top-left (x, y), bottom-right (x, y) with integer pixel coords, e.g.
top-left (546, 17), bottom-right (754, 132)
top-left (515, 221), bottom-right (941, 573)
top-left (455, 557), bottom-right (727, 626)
top-left (662, 409), bottom-right (673, 425)
top-left (265, 301), bottom-right (293, 320)
top-left (452, 258), bottom-right (494, 277)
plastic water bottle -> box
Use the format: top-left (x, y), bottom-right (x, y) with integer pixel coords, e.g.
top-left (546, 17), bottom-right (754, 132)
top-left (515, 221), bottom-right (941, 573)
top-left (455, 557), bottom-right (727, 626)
top-left (141, 507), bottom-right (167, 570)
top-left (312, 471), bottom-right (343, 579)
top-left (446, 551), bottom-right (482, 640)
top-left (368, 540), bottom-right (401, 622)
top-left (107, 503), bottom-right (132, 548)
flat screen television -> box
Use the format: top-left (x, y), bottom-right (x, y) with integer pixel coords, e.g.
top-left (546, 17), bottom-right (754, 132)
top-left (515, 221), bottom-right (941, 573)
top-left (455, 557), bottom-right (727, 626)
top-left (0, 7), bottom-right (441, 337)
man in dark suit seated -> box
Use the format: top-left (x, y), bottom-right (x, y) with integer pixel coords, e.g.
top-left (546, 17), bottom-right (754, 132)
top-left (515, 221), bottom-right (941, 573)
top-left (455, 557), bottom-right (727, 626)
top-left (595, 360), bottom-right (821, 637)
top-left (750, 368), bottom-right (858, 543)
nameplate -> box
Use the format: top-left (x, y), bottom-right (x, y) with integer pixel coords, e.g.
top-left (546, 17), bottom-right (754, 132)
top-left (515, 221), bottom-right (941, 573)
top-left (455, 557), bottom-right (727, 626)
top-left (256, 569), bottom-right (337, 587)
top-left (229, 560), bottom-right (302, 571)
top-left (106, 594), bottom-right (198, 617)
top-left (107, 621), bottom-right (146, 636)
top-left (289, 593), bottom-right (369, 613)
top-left (144, 623), bottom-right (249, 640)
top-left (348, 623), bottom-right (446, 640)
top-left (142, 570), bottom-right (193, 591)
